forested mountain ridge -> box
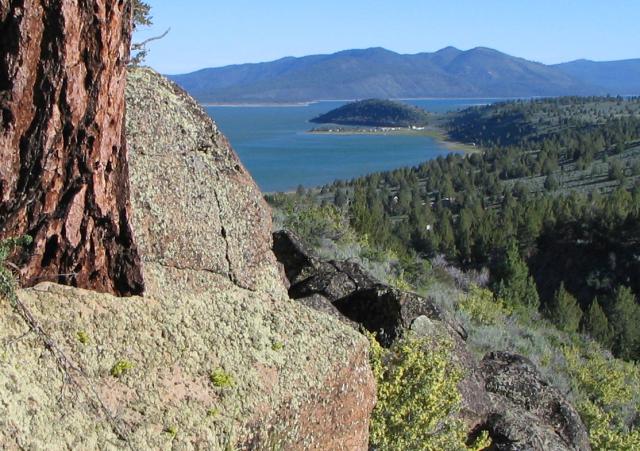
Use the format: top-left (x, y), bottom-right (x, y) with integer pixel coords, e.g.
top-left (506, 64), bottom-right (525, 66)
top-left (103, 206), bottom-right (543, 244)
top-left (169, 47), bottom-right (617, 103)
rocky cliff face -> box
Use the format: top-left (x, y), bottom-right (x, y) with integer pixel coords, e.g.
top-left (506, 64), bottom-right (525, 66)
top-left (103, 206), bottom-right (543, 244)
top-left (0, 1), bottom-right (143, 296)
top-left (0, 69), bottom-right (375, 450)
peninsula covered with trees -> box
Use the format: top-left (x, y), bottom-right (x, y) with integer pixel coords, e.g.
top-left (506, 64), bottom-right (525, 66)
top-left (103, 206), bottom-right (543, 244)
top-left (310, 98), bottom-right (431, 128)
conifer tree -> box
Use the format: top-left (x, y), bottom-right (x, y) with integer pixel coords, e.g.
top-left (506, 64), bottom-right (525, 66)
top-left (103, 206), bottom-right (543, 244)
top-left (334, 188), bottom-right (348, 207)
top-left (610, 286), bottom-right (640, 360)
top-left (547, 282), bottom-right (582, 333)
top-left (583, 298), bottom-right (613, 348)
top-left (132, 0), bottom-right (152, 30)
top-left (495, 242), bottom-right (540, 310)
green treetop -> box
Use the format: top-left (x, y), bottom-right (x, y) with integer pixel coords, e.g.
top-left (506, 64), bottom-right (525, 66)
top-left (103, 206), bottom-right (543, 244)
top-left (547, 282), bottom-right (582, 333)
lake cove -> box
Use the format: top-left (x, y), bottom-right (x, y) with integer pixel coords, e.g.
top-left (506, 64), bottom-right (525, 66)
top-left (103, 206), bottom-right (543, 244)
top-left (206, 98), bottom-right (499, 192)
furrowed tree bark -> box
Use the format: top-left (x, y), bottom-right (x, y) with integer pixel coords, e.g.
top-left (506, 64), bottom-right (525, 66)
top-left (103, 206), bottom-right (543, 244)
top-left (0, 0), bottom-right (144, 296)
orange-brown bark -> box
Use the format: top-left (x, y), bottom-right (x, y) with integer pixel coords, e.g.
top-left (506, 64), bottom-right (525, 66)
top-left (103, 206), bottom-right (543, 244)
top-left (0, 0), bottom-right (143, 295)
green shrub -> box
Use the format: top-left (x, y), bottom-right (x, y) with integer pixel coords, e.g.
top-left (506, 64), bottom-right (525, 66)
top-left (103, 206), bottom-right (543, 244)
top-left (368, 333), bottom-right (490, 450)
top-left (282, 201), bottom-right (348, 247)
top-left (458, 285), bottom-right (511, 326)
top-left (76, 331), bottom-right (90, 345)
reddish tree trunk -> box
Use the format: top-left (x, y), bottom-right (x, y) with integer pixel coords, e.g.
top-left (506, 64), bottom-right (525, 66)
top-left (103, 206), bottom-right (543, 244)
top-left (0, 0), bottom-right (143, 296)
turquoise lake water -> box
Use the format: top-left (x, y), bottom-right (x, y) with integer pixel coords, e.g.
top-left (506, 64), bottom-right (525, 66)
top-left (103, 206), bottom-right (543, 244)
top-left (206, 99), bottom-right (499, 192)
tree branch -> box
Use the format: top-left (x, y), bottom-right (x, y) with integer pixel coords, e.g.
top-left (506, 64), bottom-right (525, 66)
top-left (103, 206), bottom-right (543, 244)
top-left (131, 28), bottom-right (170, 51)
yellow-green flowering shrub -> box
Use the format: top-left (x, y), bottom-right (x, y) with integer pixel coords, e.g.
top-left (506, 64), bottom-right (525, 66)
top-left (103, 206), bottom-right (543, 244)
top-left (389, 270), bottom-right (413, 292)
top-left (564, 344), bottom-right (640, 450)
top-left (368, 333), bottom-right (490, 451)
top-left (458, 285), bottom-right (511, 326)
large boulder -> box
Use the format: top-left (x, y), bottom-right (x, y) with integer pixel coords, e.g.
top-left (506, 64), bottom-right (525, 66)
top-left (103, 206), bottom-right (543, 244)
top-left (480, 352), bottom-right (591, 451)
top-left (0, 69), bottom-right (376, 450)
top-left (1, 271), bottom-right (375, 450)
top-left (126, 69), bottom-right (282, 295)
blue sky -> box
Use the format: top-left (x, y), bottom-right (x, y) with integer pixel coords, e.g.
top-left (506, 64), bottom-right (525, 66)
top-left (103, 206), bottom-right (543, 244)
top-left (137, 0), bottom-right (640, 74)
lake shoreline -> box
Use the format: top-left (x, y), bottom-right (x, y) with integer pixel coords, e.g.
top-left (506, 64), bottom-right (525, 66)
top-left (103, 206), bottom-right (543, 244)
top-left (307, 126), bottom-right (481, 154)
top-left (205, 98), bottom-right (494, 192)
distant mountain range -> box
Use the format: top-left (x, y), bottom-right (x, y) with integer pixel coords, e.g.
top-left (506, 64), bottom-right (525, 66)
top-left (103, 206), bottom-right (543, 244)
top-left (168, 47), bottom-right (640, 104)
top-left (552, 58), bottom-right (640, 95)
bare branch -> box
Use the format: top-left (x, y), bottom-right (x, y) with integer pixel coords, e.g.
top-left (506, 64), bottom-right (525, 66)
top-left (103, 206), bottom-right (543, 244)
top-left (132, 28), bottom-right (170, 51)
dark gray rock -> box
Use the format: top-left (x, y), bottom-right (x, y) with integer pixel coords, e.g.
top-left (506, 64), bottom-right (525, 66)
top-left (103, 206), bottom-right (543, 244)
top-left (297, 294), bottom-right (359, 329)
top-left (272, 230), bottom-right (465, 346)
top-left (480, 352), bottom-right (591, 451)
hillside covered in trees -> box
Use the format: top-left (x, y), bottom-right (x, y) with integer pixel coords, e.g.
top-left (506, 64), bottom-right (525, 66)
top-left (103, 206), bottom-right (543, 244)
top-left (268, 96), bottom-right (640, 449)
top-left (270, 96), bottom-right (640, 361)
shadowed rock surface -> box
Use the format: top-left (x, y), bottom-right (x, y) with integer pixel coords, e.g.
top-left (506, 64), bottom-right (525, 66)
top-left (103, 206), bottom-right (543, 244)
top-left (480, 352), bottom-right (591, 451)
top-left (0, 0), bottom-right (143, 296)
top-left (0, 69), bottom-right (376, 450)
top-left (273, 229), bottom-right (466, 346)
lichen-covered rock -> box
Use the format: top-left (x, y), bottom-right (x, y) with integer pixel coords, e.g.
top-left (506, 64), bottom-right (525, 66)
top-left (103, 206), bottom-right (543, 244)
top-left (480, 352), bottom-right (591, 451)
top-left (0, 69), bottom-right (376, 450)
top-left (0, 271), bottom-right (374, 450)
top-left (273, 230), bottom-right (376, 299)
top-left (126, 68), bottom-right (282, 295)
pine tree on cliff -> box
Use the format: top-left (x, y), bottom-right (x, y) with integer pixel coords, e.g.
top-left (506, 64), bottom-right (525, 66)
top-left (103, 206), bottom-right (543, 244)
top-left (609, 286), bottom-right (640, 360)
top-left (0, 1), bottom-right (143, 295)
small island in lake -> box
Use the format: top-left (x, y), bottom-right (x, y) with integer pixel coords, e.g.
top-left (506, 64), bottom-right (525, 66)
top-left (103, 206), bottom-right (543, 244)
top-left (310, 98), bottom-right (431, 128)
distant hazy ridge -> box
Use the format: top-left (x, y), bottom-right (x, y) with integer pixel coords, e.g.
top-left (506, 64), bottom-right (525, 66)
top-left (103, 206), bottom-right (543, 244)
top-left (169, 47), bottom-right (640, 103)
